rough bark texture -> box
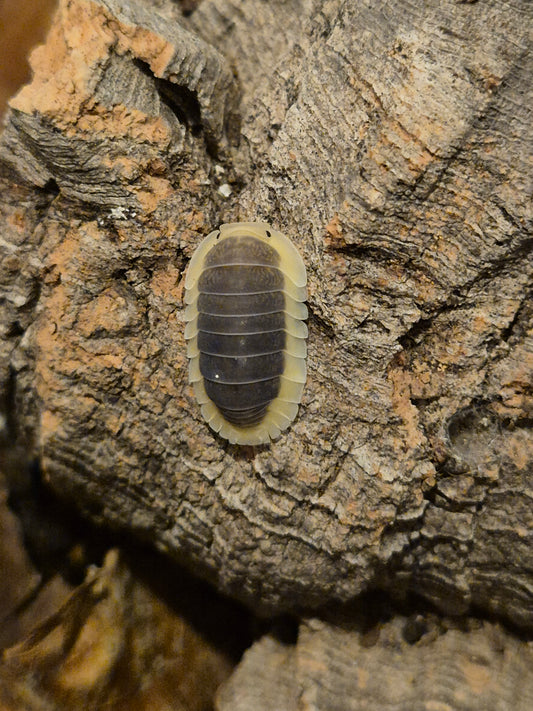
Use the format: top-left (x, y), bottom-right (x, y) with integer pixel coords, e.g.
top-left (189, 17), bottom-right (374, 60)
top-left (0, 0), bottom-right (532, 648)
top-left (0, 0), bottom-right (57, 116)
top-left (217, 615), bottom-right (533, 711)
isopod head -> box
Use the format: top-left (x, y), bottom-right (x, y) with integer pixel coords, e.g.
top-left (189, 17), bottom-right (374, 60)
top-left (184, 222), bottom-right (307, 445)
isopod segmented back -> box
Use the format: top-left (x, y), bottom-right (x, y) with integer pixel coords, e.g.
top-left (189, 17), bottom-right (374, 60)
top-left (184, 222), bottom-right (307, 445)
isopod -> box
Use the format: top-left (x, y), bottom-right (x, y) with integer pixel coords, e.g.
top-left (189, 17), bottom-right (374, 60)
top-left (184, 222), bottom-right (307, 445)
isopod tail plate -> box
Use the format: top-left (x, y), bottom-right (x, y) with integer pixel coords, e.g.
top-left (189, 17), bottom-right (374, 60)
top-left (184, 222), bottom-right (307, 445)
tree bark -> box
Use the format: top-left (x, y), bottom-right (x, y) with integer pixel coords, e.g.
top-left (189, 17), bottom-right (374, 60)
top-left (0, 0), bottom-right (531, 653)
top-left (216, 614), bottom-right (533, 711)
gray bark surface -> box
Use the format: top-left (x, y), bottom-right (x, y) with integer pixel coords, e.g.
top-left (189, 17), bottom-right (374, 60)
top-left (217, 615), bottom-right (533, 711)
top-left (0, 0), bottom-right (532, 642)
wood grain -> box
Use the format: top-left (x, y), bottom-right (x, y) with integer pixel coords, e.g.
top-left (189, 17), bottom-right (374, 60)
top-left (0, 0), bottom-right (531, 636)
top-left (217, 615), bottom-right (533, 711)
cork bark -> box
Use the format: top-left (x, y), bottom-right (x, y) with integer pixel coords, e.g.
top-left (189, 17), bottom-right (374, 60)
top-left (0, 0), bottom-right (531, 668)
top-left (216, 614), bottom-right (533, 711)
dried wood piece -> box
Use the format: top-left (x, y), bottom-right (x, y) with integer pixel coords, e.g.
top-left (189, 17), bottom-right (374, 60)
top-left (217, 616), bottom-right (533, 711)
top-left (0, 0), bottom-right (531, 630)
top-left (0, 550), bottom-right (234, 711)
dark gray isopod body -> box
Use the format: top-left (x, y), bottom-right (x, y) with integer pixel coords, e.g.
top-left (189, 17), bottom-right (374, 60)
top-left (184, 222), bottom-right (307, 445)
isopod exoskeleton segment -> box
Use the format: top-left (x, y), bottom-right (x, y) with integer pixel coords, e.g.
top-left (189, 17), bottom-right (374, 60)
top-left (184, 222), bottom-right (307, 445)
